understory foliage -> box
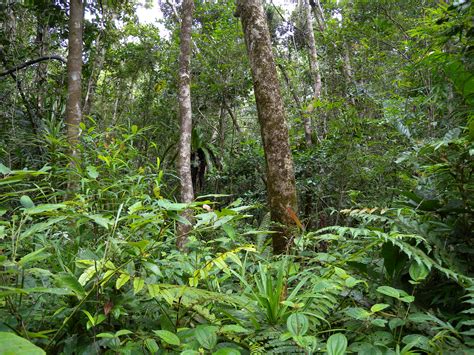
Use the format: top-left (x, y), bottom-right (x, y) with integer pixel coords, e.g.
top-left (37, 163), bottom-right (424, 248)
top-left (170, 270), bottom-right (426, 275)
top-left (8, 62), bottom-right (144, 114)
top-left (1, 0), bottom-right (473, 354)
top-left (1, 120), bottom-right (473, 354)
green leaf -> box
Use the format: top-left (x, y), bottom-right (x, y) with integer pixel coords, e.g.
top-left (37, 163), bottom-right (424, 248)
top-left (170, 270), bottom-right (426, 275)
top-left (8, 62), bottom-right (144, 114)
top-left (87, 214), bottom-right (113, 229)
top-left (26, 287), bottom-right (72, 295)
top-left (82, 310), bottom-right (96, 325)
top-left (116, 273), bottom-right (130, 290)
top-left (153, 330), bottom-right (180, 346)
top-left (402, 334), bottom-right (432, 352)
top-left (377, 286), bottom-right (414, 303)
top-left (409, 262), bottom-right (429, 282)
top-left (195, 325), bottom-right (218, 350)
top-left (55, 273), bottom-right (86, 299)
top-left (156, 199), bottom-right (188, 211)
top-left (326, 333), bottom-right (348, 355)
top-left (370, 304), bottom-right (390, 313)
top-left (345, 277), bottom-right (364, 287)
top-left (18, 248), bottom-right (50, 267)
top-left (0, 163), bottom-right (12, 174)
top-left (220, 325), bottom-right (249, 334)
top-left (86, 165), bottom-right (99, 179)
top-left (133, 277), bottom-right (144, 294)
top-left (287, 313), bottom-right (309, 336)
top-left (0, 332), bottom-right (45, 354)
top-left (222, 224), bottom-right (236, 239)
top-left (376, 286), bottom-right (400, 299)
top-left (78, 265), bottom-right (96, 286)
top-left (148, 284), bottom-right (161, 298)
top-left (24, 204), bottom-right (66, 215)
top-left (96, 332), bottom-right (115, 338)
top-left (345, 307), bottom-right (371, 320)
top-left (20, 195), bottom-right (35, 209)
top-left (212, 348), bottom-right (241, 355)
top-left (145, 338), bottom-right (159, 353)
top-left (389, 318), bottom-right (405, 330)
top-left (0, 286), bottom-right (29, 296)
top-left (115, 329), bottom-right (133, 337)
top-left (370, 319), bottom-right (388, 327)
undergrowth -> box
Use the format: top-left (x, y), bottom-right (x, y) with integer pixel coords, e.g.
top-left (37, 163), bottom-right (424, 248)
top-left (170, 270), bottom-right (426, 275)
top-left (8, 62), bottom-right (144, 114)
top-left (1, 124), bottom-right (473, 354)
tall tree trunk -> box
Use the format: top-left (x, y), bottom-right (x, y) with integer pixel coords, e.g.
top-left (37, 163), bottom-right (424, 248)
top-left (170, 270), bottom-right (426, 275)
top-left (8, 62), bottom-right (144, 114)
top-left (66, 0), bottom-right (84, 166)
top-left (236, 0), bottom-right (298, 254)
top-left (304, 0), bottom-right (322, 144)
top-left (176, 0), bottom-right (195, 250)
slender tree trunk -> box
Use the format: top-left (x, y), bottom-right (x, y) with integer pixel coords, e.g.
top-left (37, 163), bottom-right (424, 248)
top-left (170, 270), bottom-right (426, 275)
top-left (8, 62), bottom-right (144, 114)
top-left (176, 0), bottom-right (195, 250)
top-left (236, 0), bottom-right (298, 254)
top-left (277, 63), bottom-right (306, 131)
top-left (223, 100), bottom-right (242, 134)
top-left (309, 0), bottom-right (326, 32)
top-left (304, 0), bottom-right (322, 144)
top-left (66, 0), bottom-right (84, 166)
top-left (342, 42), bottom-right (356, 105)
top-left (83, 43), bottom-right (105, 116)
top-left (35, 17), bottom-right (49, 124)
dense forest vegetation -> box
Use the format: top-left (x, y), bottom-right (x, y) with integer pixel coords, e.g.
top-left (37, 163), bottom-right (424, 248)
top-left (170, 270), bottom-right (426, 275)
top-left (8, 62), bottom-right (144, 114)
top-left (0, 0), bottom-right (473, 353)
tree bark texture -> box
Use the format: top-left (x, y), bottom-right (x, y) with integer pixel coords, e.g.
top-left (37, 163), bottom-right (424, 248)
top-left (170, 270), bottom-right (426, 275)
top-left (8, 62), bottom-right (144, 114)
top-left (236, 0), bottom-right (298, 254)
top-left (66, 0), bottom-right (84, 164)
top-left (304, 0), bottom-right (322, 143)
top-left (176, 0), bottom-right (195, 250)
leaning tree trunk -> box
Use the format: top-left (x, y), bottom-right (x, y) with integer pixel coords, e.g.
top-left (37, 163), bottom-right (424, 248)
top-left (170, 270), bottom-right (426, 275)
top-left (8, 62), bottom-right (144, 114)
top-left (236, 0), bottom-right (298, 254)
top-left (66, 0), bottom-right (84, 166)
top-left (304, 0), bottom-right (322, 143)
top-left (176, 0), bottom-right (195, 250)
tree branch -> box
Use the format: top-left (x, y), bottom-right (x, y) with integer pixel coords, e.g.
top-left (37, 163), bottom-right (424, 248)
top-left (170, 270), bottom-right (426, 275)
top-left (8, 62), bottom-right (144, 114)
top-left (0, 55), bottom-right (66, 77)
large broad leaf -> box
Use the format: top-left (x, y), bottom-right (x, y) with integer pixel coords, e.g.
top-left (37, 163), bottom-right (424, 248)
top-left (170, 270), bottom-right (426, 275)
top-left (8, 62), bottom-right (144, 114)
top-left (115, 273), bottom-right (130, 290)
top-left (287, 313), bottom-right (309, 336)
top-left (326, 333), bottom-right (348, 355)
top-left (409, 262), bottom-right (429, 282)
top-left (0, 332), bottom-right (45, 354)
top-left (55, 273), bottom-right (86, 299)
top-left (153, 330), bottom-right (180, 346)
top-left (195, 325), bottom-right (218, 350)
top-left (144, 338), bottom-right (159, 353)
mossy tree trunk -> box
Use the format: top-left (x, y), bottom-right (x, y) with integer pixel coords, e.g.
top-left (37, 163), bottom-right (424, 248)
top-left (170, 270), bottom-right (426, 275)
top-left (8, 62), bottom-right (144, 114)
top-left (236, 0), bottom-right (298, 254)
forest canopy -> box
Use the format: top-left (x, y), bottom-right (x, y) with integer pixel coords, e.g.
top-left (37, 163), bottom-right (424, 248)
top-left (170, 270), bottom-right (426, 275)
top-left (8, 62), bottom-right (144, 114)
top-left (0, 0), bottom-right (473, 353)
